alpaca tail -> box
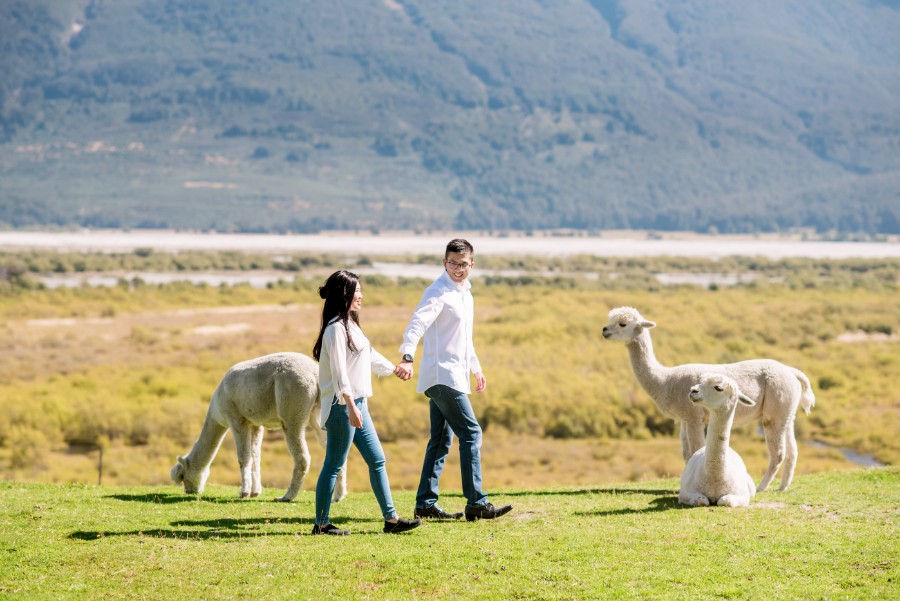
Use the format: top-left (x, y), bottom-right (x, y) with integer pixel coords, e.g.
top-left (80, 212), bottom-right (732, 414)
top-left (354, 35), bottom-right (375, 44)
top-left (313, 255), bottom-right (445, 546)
top-left (792, 368), bottom-right (815, 415)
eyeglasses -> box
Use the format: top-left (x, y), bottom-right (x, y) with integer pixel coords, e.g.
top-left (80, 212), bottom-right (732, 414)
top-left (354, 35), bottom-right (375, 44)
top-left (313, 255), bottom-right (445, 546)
top-left (446, 259), bottom-right (473, 271)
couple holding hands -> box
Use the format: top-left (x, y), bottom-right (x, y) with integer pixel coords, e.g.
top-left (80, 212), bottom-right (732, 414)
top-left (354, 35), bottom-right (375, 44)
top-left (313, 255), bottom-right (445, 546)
top-left (311, 239), bottom-right (513, 535)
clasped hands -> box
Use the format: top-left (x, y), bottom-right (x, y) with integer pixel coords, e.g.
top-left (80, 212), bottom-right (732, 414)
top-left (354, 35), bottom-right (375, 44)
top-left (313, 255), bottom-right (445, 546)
top-left (394, 362), bottom-right (413, 381)
top-left (392, 364), bottom-right (487, 393)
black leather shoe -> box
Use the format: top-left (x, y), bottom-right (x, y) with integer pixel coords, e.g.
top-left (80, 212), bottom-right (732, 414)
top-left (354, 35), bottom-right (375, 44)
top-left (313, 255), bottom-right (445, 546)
top-left (414, 504), bottom-right (464, 520)
top-left (311, 523), bottom-right (349, 536)
top-left (383, 517), bottom-right (422, 534)
top-left (464, 502), bottom-right (513, 521)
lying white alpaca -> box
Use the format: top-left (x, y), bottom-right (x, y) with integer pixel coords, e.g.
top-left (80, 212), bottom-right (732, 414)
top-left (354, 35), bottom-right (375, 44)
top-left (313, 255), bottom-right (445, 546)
top-left (602, 306), bottom-right (815, 491)
top-left (170, 352), bottom-right (347, 502)
top-left (679, 374), bottom-right (757, 507)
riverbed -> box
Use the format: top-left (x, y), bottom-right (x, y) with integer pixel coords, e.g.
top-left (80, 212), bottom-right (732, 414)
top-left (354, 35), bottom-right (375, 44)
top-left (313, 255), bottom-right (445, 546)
top-left (2, 230), bottom-right (899, 258)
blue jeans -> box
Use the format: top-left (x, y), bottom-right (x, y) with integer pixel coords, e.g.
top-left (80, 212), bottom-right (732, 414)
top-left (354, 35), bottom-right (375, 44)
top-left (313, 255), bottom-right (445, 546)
top-left (315, 397), bottom-right (397, 526)
top-left (416, 384), bottom-right (488, 508)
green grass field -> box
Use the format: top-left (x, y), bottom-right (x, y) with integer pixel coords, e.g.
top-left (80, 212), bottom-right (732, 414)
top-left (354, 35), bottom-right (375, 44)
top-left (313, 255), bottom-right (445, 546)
top-left (1, 468), bottom-right (896, 599)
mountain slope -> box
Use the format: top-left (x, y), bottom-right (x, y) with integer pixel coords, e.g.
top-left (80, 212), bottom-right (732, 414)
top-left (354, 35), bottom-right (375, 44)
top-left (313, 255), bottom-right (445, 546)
top-left (1, 0), bottom-right (899, 233)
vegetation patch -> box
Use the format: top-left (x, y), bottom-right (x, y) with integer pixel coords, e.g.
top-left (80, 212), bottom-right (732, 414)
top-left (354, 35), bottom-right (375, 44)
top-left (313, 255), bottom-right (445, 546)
top-left (0, 469), bottom-right (896, 599)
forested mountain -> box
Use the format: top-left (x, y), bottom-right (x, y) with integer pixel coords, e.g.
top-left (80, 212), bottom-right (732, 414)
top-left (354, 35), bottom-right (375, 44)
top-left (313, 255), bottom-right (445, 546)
top-left (1, 0), bottom-right (899, 234)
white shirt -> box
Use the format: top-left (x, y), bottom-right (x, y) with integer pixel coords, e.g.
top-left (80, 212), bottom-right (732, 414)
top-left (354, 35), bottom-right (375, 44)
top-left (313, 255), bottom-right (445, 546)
top-left (318, 318), bottom-right (395, 428)
top-left (400, 270), bottom-right (482, 394)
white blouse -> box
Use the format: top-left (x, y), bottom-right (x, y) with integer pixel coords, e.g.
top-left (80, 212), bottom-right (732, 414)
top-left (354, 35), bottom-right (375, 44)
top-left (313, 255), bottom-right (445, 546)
top-left (318, 318), bottom-right (395, 428)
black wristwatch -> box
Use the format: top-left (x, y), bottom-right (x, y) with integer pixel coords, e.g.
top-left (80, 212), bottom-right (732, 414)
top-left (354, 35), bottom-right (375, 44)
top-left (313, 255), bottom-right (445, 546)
top-left (401, 353), bottom-right (414, 363)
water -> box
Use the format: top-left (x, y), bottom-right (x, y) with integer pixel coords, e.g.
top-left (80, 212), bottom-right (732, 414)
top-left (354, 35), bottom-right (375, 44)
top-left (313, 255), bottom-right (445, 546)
top-left (34, 263), bottom-right (782, 289)
top-left (2, 230), bottom-right (899, 259)
top-left (37, 272), bottom-right (297, 289)
top-left (807, 441), bottom-right (885, 468)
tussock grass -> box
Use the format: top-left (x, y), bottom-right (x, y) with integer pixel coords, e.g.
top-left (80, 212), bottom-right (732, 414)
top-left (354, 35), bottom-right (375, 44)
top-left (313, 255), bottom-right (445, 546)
top-left (1, 255), bottom-right (896, 493)
top-left (1, 469), bottom-right (896, 599)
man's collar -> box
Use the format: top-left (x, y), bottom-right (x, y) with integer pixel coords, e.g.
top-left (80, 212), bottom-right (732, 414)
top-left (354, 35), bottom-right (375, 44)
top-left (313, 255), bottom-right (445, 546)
top-left (438, 269), bottom-right (471, 291)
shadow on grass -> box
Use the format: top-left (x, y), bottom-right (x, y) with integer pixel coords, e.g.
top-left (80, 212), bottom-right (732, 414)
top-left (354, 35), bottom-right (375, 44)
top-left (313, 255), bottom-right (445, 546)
top-left (106, 493), bottom-right (291, 505)
top-left (68, 517), bottom-right (386, 541)
top-left (575, 495), bottom-right (681, 516)
top-left (501, 487), bottom-right (675, 497)
top-left (170, 517), bottom-right (381, 527)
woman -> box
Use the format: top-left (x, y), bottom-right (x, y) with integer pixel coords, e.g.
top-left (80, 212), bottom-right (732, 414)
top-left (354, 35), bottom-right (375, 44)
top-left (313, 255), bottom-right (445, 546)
top-left (311, 270), bottom-right (421, 535)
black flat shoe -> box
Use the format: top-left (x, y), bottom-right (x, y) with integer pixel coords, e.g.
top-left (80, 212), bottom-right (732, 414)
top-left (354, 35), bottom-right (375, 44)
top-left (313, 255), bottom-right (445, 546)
top-left (383, 517), bottom-right (422, 534)
top-left (464, 502), bottom-right (513, 521)
top-left (414, 504), bottom-right (464, 520)
top-left (312, 523), bottom-right (349, 536)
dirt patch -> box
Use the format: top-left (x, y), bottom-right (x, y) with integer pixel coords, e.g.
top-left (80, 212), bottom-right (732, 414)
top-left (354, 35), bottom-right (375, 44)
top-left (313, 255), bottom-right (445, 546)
top-left (192, 323), bottom-right (252, 336)
top-left (751, 502), bottom-right (788, 509)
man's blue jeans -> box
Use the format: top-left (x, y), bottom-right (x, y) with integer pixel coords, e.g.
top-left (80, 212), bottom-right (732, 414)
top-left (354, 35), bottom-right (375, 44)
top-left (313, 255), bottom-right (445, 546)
top-left (315, 397), bottom-right (397, 526)
top-left (416, 384), bottom-right (488, 508)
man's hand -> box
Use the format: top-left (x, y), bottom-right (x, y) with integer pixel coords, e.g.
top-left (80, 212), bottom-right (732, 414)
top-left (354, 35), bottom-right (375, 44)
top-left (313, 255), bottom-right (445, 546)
top-left (395, 362), bottom-right (413, 381)
top-left (474, 372), bottom-right (487, 393)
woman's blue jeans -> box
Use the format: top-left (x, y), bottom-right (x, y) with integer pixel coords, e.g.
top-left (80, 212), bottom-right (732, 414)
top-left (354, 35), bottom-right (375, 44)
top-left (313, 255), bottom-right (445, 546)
top-left (416, 384), bottom-right (488, 508)
top-left (315, 397), bottom-right (397, 526)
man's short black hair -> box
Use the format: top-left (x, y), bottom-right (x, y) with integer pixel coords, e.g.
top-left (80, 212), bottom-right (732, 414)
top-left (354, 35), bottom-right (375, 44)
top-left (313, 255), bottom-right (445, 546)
top-left (445, 238), bottom-right (474, 259)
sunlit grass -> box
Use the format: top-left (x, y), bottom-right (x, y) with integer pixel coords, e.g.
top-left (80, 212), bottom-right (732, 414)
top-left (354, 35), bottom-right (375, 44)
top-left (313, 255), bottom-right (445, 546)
top-left (1, 469), bottom-right (896, 599)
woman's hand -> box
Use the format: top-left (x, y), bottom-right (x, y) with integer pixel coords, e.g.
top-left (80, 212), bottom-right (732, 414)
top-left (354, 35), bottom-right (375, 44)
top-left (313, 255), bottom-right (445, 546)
top-left (474, 372), bottom-right (487, 393)
top-left (348, 402), bottom-right (363, 428)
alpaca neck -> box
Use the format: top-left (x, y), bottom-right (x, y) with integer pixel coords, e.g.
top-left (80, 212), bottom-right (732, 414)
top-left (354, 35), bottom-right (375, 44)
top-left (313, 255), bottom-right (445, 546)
top-left (703, 408), bottom-right (736, 476)
top-left (185, 409), bottom-right (228, 471)
top-left (627, 330), bottom-right (669, 399)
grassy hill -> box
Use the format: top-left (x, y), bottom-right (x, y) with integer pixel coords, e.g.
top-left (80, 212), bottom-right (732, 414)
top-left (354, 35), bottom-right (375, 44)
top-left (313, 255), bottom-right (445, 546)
top-left (1, 469), bottom-right (896, 599)
top-left (1, 1), bottom-right (899, 234)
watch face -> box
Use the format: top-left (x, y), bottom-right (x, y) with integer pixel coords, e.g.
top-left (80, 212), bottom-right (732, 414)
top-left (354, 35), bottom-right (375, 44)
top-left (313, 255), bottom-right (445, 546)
top-left (403, 354), bottom-right (413, 362)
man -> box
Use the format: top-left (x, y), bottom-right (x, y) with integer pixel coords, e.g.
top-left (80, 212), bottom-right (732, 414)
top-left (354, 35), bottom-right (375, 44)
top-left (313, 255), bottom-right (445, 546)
top-left (396, 238), bottom-right (512, 521)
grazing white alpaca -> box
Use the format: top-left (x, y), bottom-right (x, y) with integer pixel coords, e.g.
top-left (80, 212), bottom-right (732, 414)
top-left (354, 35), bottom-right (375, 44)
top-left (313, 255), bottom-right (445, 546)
top-left (602, 306), bottom-right (815, 491)
top-left (170, 352), bottom-right (347, 502)
top-left (679, 374), bottom-right (757, 507)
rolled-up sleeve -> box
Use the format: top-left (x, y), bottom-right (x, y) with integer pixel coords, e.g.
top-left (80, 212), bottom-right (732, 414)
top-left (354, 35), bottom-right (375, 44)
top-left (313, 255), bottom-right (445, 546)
top-left (370, 348), bottom-right (395, 377)
top-left (400, 294), bottom-right (443, 357)
top-left (468, 349), bottom-right (482, 375)
top-left (324, 324), bottom-right (353, 399)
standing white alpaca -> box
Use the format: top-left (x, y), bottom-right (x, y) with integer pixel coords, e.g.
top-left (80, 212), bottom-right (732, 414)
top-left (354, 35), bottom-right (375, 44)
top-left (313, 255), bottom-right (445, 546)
top-left (170, 352), bottom-right (347, 502)
top-left (602, 306), bottom-right (815, 491)
top-left (679, 373), bottom-right (757, 507)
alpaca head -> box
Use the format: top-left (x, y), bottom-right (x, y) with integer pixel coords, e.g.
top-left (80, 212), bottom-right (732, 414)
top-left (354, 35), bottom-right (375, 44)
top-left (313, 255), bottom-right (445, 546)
top-left (602, 306), bottom-right (656, 342)
top-left (689, 373), bottom-right (756, 414)
top-left (170, 455), bottom-right (210, 495)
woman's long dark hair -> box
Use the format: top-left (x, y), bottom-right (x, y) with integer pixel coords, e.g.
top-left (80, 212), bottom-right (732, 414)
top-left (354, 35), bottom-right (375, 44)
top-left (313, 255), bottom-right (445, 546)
top-left (312, 270), bottom-right (360, 361)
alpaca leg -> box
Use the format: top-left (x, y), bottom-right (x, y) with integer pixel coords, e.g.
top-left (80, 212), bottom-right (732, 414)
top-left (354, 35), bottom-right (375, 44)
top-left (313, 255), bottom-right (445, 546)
top-left (679, 420), bottom-right (705, 462)
top-left (685, 419), bottom-right (706, 459)
top-left (679, 422), bottom-right (691, 462)
top-left (334, 461), bottom-right (348, 504)
top-left (678, 490), bottom-right (710, 507)
top-left (232, 421), bottom-right (254, 499)
top-left (250, 426), bottom-right (264, 497)
top-left (276, 420), bottom-right (310, 502)
top-left (757, 417), bottom-right (788, 492)
top-left (311, 422), bottom-right (347, 502)
top-left (717, 494), bottom-right (750, 508)
top-left (779, 417), bottom-right (799, 491)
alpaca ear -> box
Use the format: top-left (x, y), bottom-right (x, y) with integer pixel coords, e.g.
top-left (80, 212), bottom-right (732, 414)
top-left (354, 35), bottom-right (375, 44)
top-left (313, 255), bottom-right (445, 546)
top-left (170, 462), bottom-right (185, 483)
top-left (738, 393), bottom-right (756, 407)
top-left (177, 455), bottom-right (188, 467)
top-left (639, 320), bottom-right (656, 329)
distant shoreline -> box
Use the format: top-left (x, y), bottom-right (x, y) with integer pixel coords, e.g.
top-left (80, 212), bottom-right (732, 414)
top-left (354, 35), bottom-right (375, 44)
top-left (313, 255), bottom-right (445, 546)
top-left (1, 229), bottom-right (898, 259)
